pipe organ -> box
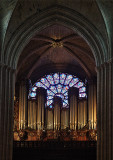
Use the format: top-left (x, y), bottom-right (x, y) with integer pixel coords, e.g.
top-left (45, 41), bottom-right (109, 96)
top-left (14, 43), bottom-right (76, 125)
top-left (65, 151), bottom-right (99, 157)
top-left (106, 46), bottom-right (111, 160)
top-left (61, 108), bottom-right (69, 129)
top-left (88, 81), bottom-right (97, 129)
top-left (68, 87), bottom-right (78, 130)
top-left (53, 96), bottom-right (62, 130)
top-left (78, 99), bottom-right (87, 129)
top-left (16, 80), bottom-right (97, 141)
top-left (19, 81), bottom-right (28, 130)
top-left (36, 88), bottom-right (47, 130)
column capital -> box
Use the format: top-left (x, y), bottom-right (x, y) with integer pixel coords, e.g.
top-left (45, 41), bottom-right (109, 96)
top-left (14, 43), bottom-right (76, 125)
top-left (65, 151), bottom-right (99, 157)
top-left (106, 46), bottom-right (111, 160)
top-left (96, 61), bottom-right (111, 71)
top-left (0, 62), bottom-right (16, 72)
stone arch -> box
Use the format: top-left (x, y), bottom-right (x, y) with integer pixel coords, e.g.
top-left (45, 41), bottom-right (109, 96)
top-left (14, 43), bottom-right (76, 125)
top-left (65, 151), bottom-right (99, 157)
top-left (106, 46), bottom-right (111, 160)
top-left (3, 5), bottom-right (107, 69)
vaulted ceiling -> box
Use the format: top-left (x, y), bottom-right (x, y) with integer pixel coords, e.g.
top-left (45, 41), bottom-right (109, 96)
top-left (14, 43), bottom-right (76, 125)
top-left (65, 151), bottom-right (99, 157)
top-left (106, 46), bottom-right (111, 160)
top-left (16, 24), bottom-right (96, 83)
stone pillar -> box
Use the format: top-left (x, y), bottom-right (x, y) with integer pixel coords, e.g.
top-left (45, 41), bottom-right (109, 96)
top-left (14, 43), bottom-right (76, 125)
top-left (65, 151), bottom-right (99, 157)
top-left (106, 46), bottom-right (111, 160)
top-left (61, 108), bottom-right (69, 129)
top-left (19, 80), bottom-right (28, 130)
top-left (88, 80), bottom-right (97, 129)
top-left (36, 87), bottom-right (46, 130)
top-left (78, 99), bottom-right (87, 129)
top-left (0, 65), bottom-right (15, 160)
top-left (97, 62), bottom-right (113, 160)
top-left (53, 96), bottom-right (62, 130)
top-left (68, 87), bottom-right (79, 130)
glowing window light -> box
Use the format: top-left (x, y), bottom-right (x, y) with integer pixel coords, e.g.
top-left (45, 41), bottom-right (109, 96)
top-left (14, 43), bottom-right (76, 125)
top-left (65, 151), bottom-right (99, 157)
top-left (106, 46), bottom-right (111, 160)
top-left (79, 87), bottom-right (86, 92)
top-left (46, 75), bottom-right (54, 85)
top-left (64, 75), bottom-right (73, 85)
top-left (53, 73), bottom-right (59, 84)
top-left (60, 73), bottom-right (66, 84)
top-left (79, 93), bottom-right (87, 98)
top-left (29, 72), bottom-right (87, 108)
top-left (41, 78), bottom-right (50, 87)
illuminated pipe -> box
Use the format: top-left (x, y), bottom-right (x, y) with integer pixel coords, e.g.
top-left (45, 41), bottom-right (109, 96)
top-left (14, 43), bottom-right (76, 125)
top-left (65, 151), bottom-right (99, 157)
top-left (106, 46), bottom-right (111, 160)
top-left (88, 81), bottom-right (97, 129)
top-left (68, 87), bottom-right (79, 130)
top-left (53, 96), bottom-right (62, 131)
top-left (36, 87), bottom-right (47, 130)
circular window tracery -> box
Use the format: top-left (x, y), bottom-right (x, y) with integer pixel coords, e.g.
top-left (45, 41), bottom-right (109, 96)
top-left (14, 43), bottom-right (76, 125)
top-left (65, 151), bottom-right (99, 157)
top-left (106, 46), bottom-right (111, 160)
top-left (29, 72), bottom-right (87, 108)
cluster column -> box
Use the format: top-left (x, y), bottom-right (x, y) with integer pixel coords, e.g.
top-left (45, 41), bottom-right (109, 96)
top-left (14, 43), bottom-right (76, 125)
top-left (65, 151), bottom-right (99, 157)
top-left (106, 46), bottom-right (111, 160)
top-left (97, 61), bottom-right (113, 160)
top-left (36, 87), bottom-right (47, 130)
top-left (68, 87), bottom-right (79, 130)
top-left (0, 65), bottom-right (15, 160)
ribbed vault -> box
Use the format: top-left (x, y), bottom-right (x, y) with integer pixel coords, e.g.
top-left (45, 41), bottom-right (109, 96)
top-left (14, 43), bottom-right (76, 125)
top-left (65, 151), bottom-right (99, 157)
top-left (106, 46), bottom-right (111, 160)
top-left (16, 24), bottom-right (96, 83)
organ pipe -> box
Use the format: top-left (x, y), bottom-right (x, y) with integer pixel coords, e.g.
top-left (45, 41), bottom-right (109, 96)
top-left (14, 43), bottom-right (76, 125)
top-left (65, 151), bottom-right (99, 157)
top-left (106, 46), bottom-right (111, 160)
top-left (68, 87), bottom-right (79, 130)
top-left (19, 80), bottom-right (28, 130)
top-left (88, 80), bottom-right (97, 129)
top-left (36, 87), bottom-right (47, 130)
top-left (53, 96), bottom-right (62, 130)
top-left (61, 108), bottom-right (69, 129)
top-left (78, 99), bottom-right (87, 129)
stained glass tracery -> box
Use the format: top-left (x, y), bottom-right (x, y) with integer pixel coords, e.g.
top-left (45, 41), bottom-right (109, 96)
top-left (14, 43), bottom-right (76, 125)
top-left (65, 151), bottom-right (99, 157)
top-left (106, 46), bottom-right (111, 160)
top-left (29, 73), bottom-right (87, 108)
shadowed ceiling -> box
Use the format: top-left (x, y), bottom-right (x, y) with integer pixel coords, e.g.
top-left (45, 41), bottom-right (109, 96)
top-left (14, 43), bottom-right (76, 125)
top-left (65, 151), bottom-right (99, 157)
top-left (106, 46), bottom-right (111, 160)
top-left (16, 24), bottom-right (96, 83)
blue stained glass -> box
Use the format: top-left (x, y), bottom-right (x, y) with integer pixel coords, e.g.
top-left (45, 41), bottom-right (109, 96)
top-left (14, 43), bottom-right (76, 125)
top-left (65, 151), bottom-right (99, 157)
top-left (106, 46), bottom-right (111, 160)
top-left (41, 78), bottom-right (50, 87)
top-left (49, 105), bottom-right (53, 108)
top-left (32, 87), bottom-right (37, 91)
top-left (69, 78), bottom-right (79, 87)
top-left (47, 100), bottom-right (53, 106)
top-left (79, 87), bottom-right (86, 92)
top-left (56, 94), bottom-right (64, 99)
top-left (62, 86), bottom-right (69, 94)
top-left (47, 96), bottom-right (53, 100)
top-left (64, 75), bottom-right (73, 85)
top-left (64, 99), bottom-right (68, 104)
top-left (64, 92), bottom-right (68, 96)
top-left (60, 73), bottom-right (66, 84)
top-left (56, 84), bottom-right (62, 93)
top-left (53, 73), bottom-right (59, 84)
top-left (36, 82), bottom-right (47, 89)
top-left (65, 96), bottom-right (68, 99)
top-left (29, 92), bottom-right (36, 97)
top-left (79, 93), bottom-right (86, 97)
top-left (29, 72), bottom-right (87, 107)
top-left (47, 90), bottom-right (55, 96)
top-left (49, 86), bottom-right (57, 94)
top-left (77, 82), bottom-right (84, 88)
top-left (63, 102), bottom-right (68, 107)
top-left (46, 75), bottom-right (54, 85)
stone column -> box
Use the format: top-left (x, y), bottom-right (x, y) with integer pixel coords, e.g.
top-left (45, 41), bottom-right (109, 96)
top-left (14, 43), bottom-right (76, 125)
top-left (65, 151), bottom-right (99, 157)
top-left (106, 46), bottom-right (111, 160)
top-left (68, 87), bottom-right (79, 130)
top-left (78, 99), bottom-right (87, 129)
top-left (97, 62), bottom-right (113, 160)
top-left (88, 80), bottom-right (97, 129)
top-left (61, 108), bottom-right (69, 129)
top-left (19, 80), bottom-right (28, 130)
top-left (36, 87), bottom-right (47, 130)
top-left (53, 96), bottom-right (62, 130)
top-left (0, 65), bottom-right (15, 160)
